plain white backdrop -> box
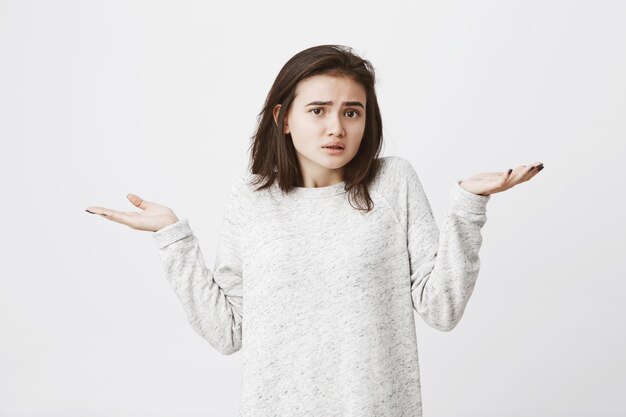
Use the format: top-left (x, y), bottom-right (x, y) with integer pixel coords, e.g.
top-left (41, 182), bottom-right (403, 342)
top-left (1, 0), bottom-right (624, 416)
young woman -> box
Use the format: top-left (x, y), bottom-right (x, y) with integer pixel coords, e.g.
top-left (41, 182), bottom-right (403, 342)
top-left (86, 44), bottom-right (543, 416)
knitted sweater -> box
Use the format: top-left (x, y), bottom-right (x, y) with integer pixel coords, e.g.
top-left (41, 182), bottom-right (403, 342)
top-left (152, 155), bottom-right (491, 416)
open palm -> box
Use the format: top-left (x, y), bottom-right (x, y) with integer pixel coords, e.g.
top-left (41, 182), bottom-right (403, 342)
top-left (460, 162), bottom-right (544, 196)
top-left (85, 194), bottom-right (179, 232)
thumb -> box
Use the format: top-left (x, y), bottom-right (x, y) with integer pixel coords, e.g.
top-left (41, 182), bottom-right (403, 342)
top-left (127, 193), bottom-right (148, 210)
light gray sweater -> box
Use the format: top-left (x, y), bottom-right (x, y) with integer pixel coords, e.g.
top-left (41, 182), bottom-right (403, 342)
top-left (152, 155), bottom-right (490, 416)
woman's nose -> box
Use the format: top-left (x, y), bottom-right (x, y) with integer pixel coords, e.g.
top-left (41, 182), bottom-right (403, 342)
top-left (327, 114), bottom-right (346, 136)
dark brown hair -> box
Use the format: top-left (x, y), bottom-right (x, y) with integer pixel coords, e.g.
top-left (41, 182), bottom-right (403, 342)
top-left (247, 44), bottom-right (384, 212)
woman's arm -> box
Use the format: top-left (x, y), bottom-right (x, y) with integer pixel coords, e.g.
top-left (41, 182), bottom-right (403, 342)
top-left (152, 179), bottom-right (246, 355)
top-left (401, 160), bottom-right (490, 332)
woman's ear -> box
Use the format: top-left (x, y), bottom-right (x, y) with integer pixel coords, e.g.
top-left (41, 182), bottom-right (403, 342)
top-left (273, 104), bottom-right (290, 134)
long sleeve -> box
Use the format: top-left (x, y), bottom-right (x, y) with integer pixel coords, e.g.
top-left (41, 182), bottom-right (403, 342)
top-left (401, 160), bottom-right (491, 332)
top-left (152, 178), bottom-right (247, 355)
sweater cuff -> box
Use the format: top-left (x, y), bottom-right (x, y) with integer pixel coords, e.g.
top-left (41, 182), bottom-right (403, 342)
top-left (152, 218), bottom-right (193, 249)
top-left (449, 180), bottom-right (490, 215)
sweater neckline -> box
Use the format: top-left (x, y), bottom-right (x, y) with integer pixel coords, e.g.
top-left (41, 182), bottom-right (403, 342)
top-left (280, 180), bottom-right (347, 199)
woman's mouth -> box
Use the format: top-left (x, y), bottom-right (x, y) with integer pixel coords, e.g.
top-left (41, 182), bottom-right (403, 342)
top-left (322, 146), bottom-right (345, 154)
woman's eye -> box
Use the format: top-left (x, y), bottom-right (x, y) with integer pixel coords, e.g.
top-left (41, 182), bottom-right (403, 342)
top-left (309, 108), bottom-right (360, 118)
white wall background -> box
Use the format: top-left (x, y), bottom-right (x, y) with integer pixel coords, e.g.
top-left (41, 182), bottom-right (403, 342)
top-left (1, 0), bottom-right (624, 416)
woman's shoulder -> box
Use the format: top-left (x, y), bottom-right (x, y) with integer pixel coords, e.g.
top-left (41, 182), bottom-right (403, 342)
top-left (371, 155), bottom-right (415, 187)
top-left (368, 155), bottom-right (423, 213)
top-left (230, 172), bottom-right (273, 202)
top-left (229, 173), bottom-right (257, 197)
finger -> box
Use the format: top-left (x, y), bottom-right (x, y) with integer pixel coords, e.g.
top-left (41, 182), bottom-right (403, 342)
top-left (85, 206), bottom-right (131, 224)
top-left (127, 194), bottom-right (148, 210)
top-left (518, 162), bottom-right (542, 174)
top-left (500, 168), bottom-right (513, 184)
top-left (523, 161), bottom-right (544, 176)
top-left (525, 162), bottom-right (544, 180)
top-left (85, 206), bottom-right (111, 216)
top-left (512, 162), bottom-right (544, 184)
top-left (507, 164), bottom-right (528, 183)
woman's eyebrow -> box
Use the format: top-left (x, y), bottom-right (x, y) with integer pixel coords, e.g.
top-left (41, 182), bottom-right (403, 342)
top-left (305, 100), bottom-right (365, 109)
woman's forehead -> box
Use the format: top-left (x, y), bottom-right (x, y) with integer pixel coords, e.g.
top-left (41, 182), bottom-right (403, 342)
top-left (295, 74), bottom-right (366, 103)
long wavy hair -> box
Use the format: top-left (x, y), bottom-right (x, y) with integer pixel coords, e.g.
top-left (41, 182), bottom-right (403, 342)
top-left (247, 44), bottom-right (384, 212)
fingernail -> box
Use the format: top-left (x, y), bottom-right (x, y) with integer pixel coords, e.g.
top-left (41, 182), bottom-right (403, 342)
top-left (538, 166), bottom-right (544, 171)
top-left (85, 209), bottom-right (94, 214)
top-left (507, 169), bottom-right (512, 175)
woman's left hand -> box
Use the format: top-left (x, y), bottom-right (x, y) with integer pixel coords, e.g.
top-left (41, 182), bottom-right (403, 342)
top-left (459, 161), bottom-right (544, 196)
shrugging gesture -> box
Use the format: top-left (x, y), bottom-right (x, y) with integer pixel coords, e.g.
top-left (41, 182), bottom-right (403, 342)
top-left (459, 161), bottom-right (544, 196)
top-left (85, 194), bottom-right (179, 232)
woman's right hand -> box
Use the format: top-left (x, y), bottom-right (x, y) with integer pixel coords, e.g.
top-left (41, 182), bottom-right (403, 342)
top-left (85, 194), bottom-right (179, 232)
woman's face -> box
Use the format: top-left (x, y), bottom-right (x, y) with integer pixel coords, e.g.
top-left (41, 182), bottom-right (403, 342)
top-left (273, 73), bottom-right (366, 185)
